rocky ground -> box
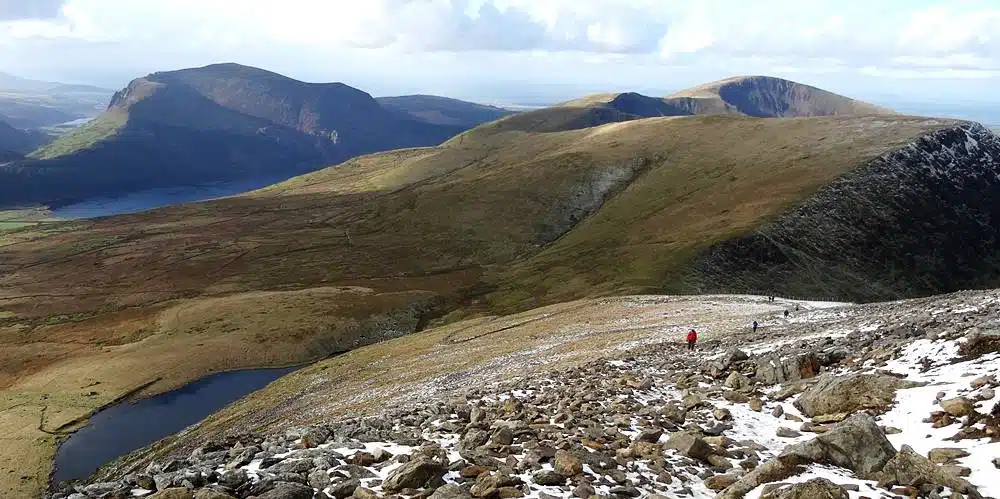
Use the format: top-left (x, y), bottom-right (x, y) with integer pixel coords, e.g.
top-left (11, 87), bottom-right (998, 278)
top-left (54, 291), bottom-right (1000, 499)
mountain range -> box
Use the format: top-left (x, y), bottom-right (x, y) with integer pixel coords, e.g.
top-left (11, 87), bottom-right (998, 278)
top-left (0, 65), bottom-right (899, 210)
top-left (1, 65), bottom-right (999, 498)
top-left (0, 72), bottom-right (111, 129)
top-left (0, 64), bottom-right (521, 208)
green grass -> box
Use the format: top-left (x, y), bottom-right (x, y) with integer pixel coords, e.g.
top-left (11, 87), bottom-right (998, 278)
top-left (29, 110), bottom-right (127, 160)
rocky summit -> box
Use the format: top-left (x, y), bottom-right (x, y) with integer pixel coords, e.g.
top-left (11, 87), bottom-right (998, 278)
top-left (59, 290), bottom-right (1000, 499)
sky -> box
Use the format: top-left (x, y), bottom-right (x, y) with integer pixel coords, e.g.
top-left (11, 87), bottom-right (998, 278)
top-left (0, 0), bottom-right (998, 107)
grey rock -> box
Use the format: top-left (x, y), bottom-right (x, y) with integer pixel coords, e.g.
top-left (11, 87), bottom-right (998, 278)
top-left (255, 481), bottom-right (315, 499)
top-left (755, 353), bottom-right (819, 385)
top-left (383, 456), bottom-right (445, 492)
top-left (793, 374), bottom-right (919, 417)
top-left (665, 432), bottom-right (713, 462)
top-left (776, 427), bottom-right (801, 438)
top-left (329, 478), bottom-right (361, 499)
top-left (879, 445), bottom-right (980, 496)
top-left (532, 470), bottom-right (566, 486)
top-left (429, 484), bottom-right (472, 499)
top-left (725, 372), bottom-right (751, 390)
top-left (308, 469), bottom-right (331, 489)
top-left (218, 469), bottom-right (249, 490)
top-left (760, 478), bottom-right (848, 499)
top-left (267, 458), bottom-right (315, 474)
top-left (783, 413), bottom-right (897, 476)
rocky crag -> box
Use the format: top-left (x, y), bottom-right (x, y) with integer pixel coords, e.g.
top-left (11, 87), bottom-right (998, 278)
top-left (688, 122), bottom-right (1000, 302)
top-left (60, 290), bottom-right (1000, 499)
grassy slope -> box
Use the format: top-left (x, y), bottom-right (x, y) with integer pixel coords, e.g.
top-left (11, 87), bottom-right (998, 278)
top-left (0, 114), bottom-right (956, 496)
top-left (28, 110), bottom-right (127, 160)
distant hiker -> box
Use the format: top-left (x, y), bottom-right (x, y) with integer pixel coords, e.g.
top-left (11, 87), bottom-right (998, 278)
top-left (686, 329), bottom-right (698, 351)
top-left (783, 310), bottom-right (790, 318)
top-left (752, 320), bottom-right (759, 333)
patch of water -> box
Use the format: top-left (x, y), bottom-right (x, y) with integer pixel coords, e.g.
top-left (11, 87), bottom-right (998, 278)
top-left (52, 366), bottom-right (299, 484)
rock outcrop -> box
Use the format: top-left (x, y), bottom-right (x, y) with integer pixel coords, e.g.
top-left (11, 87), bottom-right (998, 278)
top-left (688, 122), bottom-right (1000, 302)
top-left (793, 374), bottom-right (920, 417)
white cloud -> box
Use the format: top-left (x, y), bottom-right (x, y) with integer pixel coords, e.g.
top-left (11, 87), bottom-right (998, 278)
top-left (0, 0), bottom-right (997, 102)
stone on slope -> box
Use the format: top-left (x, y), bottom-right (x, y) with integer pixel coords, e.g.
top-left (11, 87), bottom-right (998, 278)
top-left (940, 397), bottom-right (975, 417)
top-left (193, 490), bottom-right (236, 499)
top-left (725, 372), bottom-right (751, 390)
top-left (928, 448), bottom-right (971, 464)
top-left (255, 482), bottom-right (315, 499)
top-left (783, 413), bottom-right (897, 476)
top-left (533, 470), bottom-right (566, 486)
top-left (329, 478), bottom-right (362, 499)
top-left (353, 487), bottom-right (381, 499)
top-left (194, 488), bottom-right (236, 499)
top-left (755, 353), bottom-right (819, 385)
top-left (665, 432), bottom-right (713, 461)
top-left (430, 484), bottom-right (473, 499)
top-left (879, 445), bottom-right (981, 497)
top-left (717, 413), bottom-right (897, 499)
top-left (760, 478), bottom-right (848, 499)
top-left (148, 488), bottom-right (194, 499)
top-left (383, 456), bottom-right (446, 492)
top-left (554, 450), bottom-right (583, 476)
top-left (704, 474), bottom-right (739, 491)
top-left (793, 374), bottom-right (917, 417)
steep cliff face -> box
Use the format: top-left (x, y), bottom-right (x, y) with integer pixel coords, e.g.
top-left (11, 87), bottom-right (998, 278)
top-left (687, 122), bottom-right (1000, 301)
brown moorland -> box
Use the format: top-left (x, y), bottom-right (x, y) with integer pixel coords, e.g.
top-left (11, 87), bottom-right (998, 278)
top-left (0, 113), bottom-right (962, 497)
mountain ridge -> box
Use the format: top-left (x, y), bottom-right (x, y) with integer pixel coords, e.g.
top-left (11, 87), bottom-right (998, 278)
top-left (0, 63), bottom-right (505, 208)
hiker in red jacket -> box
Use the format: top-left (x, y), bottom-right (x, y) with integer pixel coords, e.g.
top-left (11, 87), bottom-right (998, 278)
top-left (686, 329), bottom-right (698, 351)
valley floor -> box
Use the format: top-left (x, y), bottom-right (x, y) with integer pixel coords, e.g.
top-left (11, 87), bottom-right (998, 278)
top-left (68, 290), bottom-right (1000, 499)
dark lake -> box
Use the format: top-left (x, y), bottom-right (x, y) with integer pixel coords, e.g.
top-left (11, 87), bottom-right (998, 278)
top-left (50, 176), bottom-right (289, 219)
top-left (52, 366), bottom-right (299, 484)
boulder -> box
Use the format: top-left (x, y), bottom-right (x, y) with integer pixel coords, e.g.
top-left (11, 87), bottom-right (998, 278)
top-left (554, 450), bottom-right (583, 476)
top-left (704, 474), bottom-right (739, 491)
top-left (879, 445), bottom-right (981, 497)
top-left (928, 448), bottom-right (971, 464)
top-left (793, 374), bottom-right (918, 417)
top-left (470, 473), bottom-right (502, 498)
top-left (755, 353), bottom-right (819, 385)
top-left (532, 470), bottom-right (566, 486)
top-left (940, 397), bottom-right (975, 417)
top-left (783, 413), bottom-right (897, 476)
top-left (353, 487), bottom-right (381, 499)
top-left (255, 482), bottom-right (315, 499)
top-left (148, 489), bottom-right (194, 499)
top-left (430, 484), bottom-right (473, 499)
top-left (383, 456), bottom-right (446, 492)
top-left (329, 479), bottom-right (362, 499)
top-left (308, 469), bottom-right (331, 489)
top-left (718, 413), bottom-right (898, 499)
top-left (193, 490), bottom-right (237, 499)
top-left (959, 324), bottom-right (1000, 358)
top-left (665, 432), bottom-right (713, 462)
top-left (715, 453), bottom-right (809, 499)
top-left (776, 427), bottom-right (801, 438)
top-left (760, 478), bottom-right (848, 499)
top-left (219, 469), bottom-right (249, 490)
top-left (725, 372), bottom-right (752, 390)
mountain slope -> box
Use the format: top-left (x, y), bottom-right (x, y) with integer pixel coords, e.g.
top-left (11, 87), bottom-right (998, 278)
top-left (666, 75), bottom-right (895, 117)
top-left (0, 118), bottom-right (49, 155)
top-left (469, 76), bottom-right (895, 140)
top-left (0, 63), bottom-right (466, 208)
top-left (376, 94), bottom-right (515, 128)
top-left (3, 114), bottom-right (1000, 497)
top-left (0, 72), bottom-right (111, 128)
